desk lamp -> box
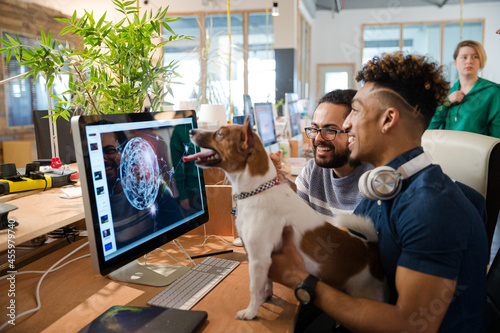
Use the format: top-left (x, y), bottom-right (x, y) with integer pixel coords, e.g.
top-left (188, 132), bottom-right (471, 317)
top-left (198, 104), bottom-right (227, 129)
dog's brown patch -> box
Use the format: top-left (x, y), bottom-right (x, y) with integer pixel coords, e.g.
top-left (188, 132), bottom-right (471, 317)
top-left (300, 223), bottom-right (384, 289)
top-left (366, 241), bottom-right (385, 281)
top-left (245, 136), bottom-right (270, 176)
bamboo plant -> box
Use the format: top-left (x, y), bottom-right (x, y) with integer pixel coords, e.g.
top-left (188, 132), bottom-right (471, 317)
top-left (0, 0), bottom-right (190, 120)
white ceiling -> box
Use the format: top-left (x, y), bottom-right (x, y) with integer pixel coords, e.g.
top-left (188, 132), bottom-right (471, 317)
top-left (316, 0), bottom-right (499, 11)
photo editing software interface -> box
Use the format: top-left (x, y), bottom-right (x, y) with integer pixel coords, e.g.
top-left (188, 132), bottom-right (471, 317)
top-left (285, 93), bottom-right (302, 141)
top-left (254, 103), bottom-right (278, 148)
top-left (74, 112), bottom-right (209, 275)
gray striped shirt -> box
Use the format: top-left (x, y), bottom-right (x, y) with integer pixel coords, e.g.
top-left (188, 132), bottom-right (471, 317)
top-left (295, 159), bottom-right (373, 224)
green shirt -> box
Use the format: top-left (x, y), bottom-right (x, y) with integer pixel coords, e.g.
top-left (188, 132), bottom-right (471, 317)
top-left (428, 77), bottom-right (500, 138)
top-left (170, 125), bottom-right (202, 201)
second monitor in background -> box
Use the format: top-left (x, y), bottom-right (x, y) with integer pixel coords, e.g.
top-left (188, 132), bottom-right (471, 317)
top-left (254, 103), bottom-right (279, 153)
top-left (232, 114), bottom-right (255, 129)
top-left (284, 93), bottom-right (303, 143)
top-left (243, 94), bottom-right (255, 118)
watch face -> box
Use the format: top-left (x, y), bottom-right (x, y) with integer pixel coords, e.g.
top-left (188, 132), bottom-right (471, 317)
top-left (296, 288), bottom-right (311, 303)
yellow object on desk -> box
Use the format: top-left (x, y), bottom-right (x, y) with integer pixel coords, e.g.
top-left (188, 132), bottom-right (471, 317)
top-left (0, 176), bottom-right (52, 195)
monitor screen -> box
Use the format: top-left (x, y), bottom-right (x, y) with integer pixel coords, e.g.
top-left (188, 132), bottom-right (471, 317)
top-left (254, 103), bottom-right (278, 148)
top-left (243, 94), bottom-right (254, 117)
top-left (232, 114), bottom-right (254, 128)
top-left (33, 110), bottom-right (76, 164)
top-left (285, 93), bottom-right (302, 141)
top-left (72, 111), bottom-right (209, 276)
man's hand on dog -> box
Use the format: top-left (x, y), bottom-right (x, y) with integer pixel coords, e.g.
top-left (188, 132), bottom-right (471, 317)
top-left (269, 152), bottom-right (298, 192)
top-left (269, 226), bottom-right (309, 289)
top-left (269, 152), bottom-right (285, 181)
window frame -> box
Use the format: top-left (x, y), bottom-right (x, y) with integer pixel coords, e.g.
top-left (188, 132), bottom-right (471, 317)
top-left (165, 9), bottom-right (276, 114)
top-left (361, 18), bottom-right (485, 76)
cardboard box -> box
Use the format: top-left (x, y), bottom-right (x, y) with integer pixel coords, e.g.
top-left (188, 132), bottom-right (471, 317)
top-left (2, 140), bottom-right (37, 167)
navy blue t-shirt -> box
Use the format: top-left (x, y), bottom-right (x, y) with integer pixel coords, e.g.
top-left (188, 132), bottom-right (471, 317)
top-left (354, 147), bottom-right (488, 332)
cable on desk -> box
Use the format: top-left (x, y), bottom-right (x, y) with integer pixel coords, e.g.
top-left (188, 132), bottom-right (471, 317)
top-left (0, 254), bottom-right (90, 280)
top-left (201, 224), bottom-right (233, 247)
top-left (48, 226), bottom-right (80, 243)
top-left (0, 241), bottom-right (89, 331)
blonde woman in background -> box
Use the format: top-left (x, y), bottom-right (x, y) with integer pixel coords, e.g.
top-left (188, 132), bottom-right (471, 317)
top-left (428, 40), bottom-right (500, 138)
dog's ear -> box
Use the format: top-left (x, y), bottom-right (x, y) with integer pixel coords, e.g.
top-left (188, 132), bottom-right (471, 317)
top-left (240, 117), bottom-right (255, 154)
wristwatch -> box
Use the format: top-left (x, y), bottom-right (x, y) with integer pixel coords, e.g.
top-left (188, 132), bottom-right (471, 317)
top-left (294, 274), bottom-right (319, 305)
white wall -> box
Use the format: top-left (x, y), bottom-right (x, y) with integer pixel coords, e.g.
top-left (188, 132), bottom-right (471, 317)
top-left (311, 2), bottom-right (500, 102)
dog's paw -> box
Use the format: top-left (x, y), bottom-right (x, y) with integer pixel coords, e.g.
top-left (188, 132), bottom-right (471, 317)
top-left (236, 308), bottom-right (258, 320)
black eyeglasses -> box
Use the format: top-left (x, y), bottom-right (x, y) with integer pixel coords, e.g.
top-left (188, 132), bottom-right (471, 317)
top-left (304, 127), bottom-right (346, 141)
top-left (103, 146), bottom-right (122, 157)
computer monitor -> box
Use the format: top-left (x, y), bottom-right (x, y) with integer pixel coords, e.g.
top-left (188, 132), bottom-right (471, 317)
top-left (253, 103), bottom-right (279, 153)
top-left (72, 111), bottom-right (209, 282)
top-left (284, 93), bottom-right (303, 142)
top-left (33, 110), bottom-right (76, 164)
top-left (243, 94), bottom-right (254, 117)
top-left (232, 114), bottom-right (254, 128)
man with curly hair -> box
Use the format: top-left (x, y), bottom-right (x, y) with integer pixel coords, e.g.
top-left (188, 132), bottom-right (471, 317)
top-left (269, 53), bottom-right (488, 332)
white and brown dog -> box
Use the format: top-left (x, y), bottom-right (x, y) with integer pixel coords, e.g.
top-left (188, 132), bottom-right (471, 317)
top-left (183, 118), bottom-right (388, 320)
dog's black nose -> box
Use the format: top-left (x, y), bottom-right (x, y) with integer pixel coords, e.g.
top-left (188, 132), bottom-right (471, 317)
top-left (189, 129), bottom-right (195, 137)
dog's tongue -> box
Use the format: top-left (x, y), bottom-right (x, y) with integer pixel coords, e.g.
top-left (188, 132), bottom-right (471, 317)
top-left (182, 149), bottom-right (216, 162)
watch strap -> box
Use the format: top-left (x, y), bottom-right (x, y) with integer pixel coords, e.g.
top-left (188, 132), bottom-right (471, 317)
top-left (295, 274), bottom-right (319, 305)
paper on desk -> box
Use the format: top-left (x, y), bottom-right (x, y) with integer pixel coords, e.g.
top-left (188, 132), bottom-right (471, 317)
top-left (60, 187), bottom-right (82, 199)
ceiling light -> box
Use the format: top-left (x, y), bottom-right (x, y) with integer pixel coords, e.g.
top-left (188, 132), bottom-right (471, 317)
top-left (272, 1), bottom-right (279, 16)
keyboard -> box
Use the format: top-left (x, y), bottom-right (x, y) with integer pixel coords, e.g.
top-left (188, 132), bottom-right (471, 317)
top-left (147, 257), bottom-right (240, 310)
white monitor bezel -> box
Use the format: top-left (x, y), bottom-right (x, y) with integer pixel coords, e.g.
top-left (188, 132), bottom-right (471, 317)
top-left (72, 111), bottom-right (209, 276)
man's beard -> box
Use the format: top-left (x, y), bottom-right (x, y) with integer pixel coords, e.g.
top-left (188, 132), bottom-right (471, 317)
top-left (314, 143), bottom-right (360, 169)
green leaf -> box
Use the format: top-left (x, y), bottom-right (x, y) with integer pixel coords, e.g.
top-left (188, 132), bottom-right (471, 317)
top-left (49, 92), bottom-right (62, 102)
top-left (97, 13), bottom-right (107, 28)
top-left (6, 34), bottom-right (18, 45)
top-left (54, 18), bottom-right (69, 23)
top-left (5, 48), bottom-right (12, 65)
top-left (41, 27), bottom-right (47, 44)
top-left (47, 76), bottom-right (55, 89)
top-left (0, 38), bottom-right (12, 47)
top-left (59, 26), bottom-right (73, 36)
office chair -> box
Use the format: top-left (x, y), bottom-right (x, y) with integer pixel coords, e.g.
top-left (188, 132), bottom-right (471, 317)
top-left (421, 130), bottom-right (500, 252)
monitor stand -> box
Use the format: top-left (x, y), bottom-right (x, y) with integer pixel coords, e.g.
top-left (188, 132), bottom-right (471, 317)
top-left (108, 259), bottom-right (190, 287)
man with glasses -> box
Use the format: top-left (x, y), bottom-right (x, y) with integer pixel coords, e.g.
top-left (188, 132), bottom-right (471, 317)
top-left (270, 53), bottom-right (488, 332)
top-left (271, 90), bottom-right (373, 331)
top-left (291, 90), bottom-right (373, 224)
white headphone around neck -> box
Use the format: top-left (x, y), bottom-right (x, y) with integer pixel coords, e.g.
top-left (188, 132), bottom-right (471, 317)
top-left (359, 152), bottom-right (433, 201)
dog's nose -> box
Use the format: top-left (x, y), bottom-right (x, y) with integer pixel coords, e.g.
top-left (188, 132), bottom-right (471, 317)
top-left (189, 129), bottom-right (195, 137)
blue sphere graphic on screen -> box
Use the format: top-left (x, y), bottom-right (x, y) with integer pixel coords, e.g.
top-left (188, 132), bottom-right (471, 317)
top-left (119, 137), bottom-right (160, 210)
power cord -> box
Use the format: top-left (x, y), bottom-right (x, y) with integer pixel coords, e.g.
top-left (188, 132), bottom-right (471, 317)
top-left (0, 254), bottom-right (90, 280)
top-left (29, 171), bottom-right (48, 191)
top-left (0, 241), bottom-right (89, 331)
top-left (201, 224), bottom-right (233, 247)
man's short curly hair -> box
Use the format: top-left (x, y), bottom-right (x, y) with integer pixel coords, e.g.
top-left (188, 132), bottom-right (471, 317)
top-left (356, 52), bottom-right (450, 127)
top-left (316, 89), bottom-right (357, 117)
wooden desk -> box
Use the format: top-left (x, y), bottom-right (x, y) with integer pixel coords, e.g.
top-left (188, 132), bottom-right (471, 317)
top-left (0, 185), bottom-right (84, 252)
top-left (0, 235), bottom-right (298, 332)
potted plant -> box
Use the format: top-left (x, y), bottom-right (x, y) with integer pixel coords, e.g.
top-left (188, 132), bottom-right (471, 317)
top-left (0, 0), bottom-right (190, 121)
